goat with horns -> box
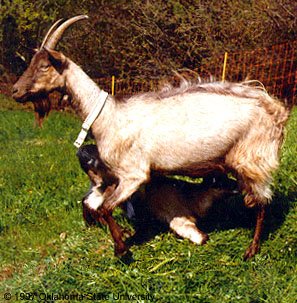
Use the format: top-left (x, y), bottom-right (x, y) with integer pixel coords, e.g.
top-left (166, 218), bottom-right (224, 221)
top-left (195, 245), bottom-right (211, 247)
top-left (13, 15), bottom-right (289, 260)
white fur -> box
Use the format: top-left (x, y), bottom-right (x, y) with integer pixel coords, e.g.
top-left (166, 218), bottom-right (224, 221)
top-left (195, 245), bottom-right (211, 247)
top-left (169, 217), bottom-right (205, 245)
top-left (83, 187), bottom-right (104, 211)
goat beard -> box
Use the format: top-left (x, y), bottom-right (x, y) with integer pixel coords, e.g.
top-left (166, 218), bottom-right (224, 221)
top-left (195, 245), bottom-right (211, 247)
top-left (15, 90), bottom-right (48, 103)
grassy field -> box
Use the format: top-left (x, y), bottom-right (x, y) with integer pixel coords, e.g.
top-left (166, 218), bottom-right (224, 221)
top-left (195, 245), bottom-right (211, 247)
top-left (0, 94), bottom-right (296, 303)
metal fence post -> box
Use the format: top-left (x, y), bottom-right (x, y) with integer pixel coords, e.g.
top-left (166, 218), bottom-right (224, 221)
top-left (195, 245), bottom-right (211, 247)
top-left (222, 52), bottom-right (228, 81)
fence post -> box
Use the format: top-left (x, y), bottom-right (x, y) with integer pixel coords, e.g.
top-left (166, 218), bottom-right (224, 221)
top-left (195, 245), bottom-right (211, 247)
top-left (111, 75), bottom-right (115, 96)
top-left (222, 52), bottom-right (228, 81)
top-left (150, 80), bottom-right (154, 91)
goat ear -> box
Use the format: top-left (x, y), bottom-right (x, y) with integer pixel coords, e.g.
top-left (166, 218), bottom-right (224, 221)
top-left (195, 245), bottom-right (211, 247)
top-left (44, 48), bottom-right (67, 70)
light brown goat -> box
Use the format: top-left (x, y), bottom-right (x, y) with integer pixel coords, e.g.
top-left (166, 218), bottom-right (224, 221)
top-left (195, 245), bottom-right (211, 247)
top-left (12, 16), bottom-right (289, 259)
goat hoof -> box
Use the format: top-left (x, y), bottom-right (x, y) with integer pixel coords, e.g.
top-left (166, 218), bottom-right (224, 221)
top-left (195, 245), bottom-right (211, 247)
top-left (114, 244), bottom-right (129, 257)
top-left (201, 233), bottom-right (209, 245)
top-left (192, 232), bottom-right (209, 245)
top-left (122, 229), bottom-right (133, 238)
top-left (120, 250), bottom-right (134, 264)
top-left (243, 243), bottom-right (260, 261)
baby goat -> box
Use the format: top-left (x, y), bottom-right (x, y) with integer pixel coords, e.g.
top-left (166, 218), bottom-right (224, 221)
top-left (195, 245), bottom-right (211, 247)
top-left (78, 144), bottom-right (238, 246)
top-left (13, 16), bottom-right (289, 259)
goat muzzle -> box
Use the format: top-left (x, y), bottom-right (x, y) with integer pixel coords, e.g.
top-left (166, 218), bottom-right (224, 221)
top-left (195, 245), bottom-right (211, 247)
top-left (12, 86), bottom-right (28, 103)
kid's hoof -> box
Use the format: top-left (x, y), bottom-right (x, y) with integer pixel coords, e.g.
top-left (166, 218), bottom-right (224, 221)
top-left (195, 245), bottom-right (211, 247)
top-left (201, 233), bottom-right (209, 245)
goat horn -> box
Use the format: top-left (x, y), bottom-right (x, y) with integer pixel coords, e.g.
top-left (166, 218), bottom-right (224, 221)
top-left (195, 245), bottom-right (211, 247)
top-left (43, 15), bottom-right (89, 50)
top-left (40, 18), bottom-right (64, 49)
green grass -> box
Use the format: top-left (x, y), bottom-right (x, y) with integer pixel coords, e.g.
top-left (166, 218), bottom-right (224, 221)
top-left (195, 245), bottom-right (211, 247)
top-left (0, 94), bottom-right (296, 303)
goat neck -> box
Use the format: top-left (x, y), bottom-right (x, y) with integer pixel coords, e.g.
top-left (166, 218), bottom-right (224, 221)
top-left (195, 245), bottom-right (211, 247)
top-left (64, 60), bottom-right (115, 123)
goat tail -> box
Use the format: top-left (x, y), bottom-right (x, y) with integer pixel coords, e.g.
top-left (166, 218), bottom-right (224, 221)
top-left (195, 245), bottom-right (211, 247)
top-left (240, 80), bottom-right (289, 129)
top-left (262, 96), bottom-right (289, 128)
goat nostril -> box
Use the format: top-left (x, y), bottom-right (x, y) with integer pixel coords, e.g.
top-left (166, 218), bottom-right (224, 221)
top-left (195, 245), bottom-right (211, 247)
top-left (12, 87), bottom-right (18, 95)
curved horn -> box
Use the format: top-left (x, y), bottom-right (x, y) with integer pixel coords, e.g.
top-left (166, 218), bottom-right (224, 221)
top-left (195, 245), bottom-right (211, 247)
top-left (40, 18), bottom-right (64, 49)
top-left (43, 15), bottom-right (89, 50)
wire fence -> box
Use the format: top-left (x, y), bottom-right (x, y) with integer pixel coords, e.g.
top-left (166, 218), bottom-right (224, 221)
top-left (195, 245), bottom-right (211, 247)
top-left (199, 40), bottom-right (297, 106)
top-left (96, 40), bottom-right (297, 106)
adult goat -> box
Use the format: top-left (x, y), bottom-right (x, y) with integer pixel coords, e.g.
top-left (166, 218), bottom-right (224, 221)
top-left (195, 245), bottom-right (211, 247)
top-left (12, 16), bottom-right (289, 260)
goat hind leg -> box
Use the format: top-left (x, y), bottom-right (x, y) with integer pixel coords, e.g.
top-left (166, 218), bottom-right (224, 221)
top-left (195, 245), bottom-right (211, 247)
top-left (82, 197), bottom-right (98, 226)
top-left (244, 205), bottom-right (266, 260)
top-left (240, 179), bottom-right (270, 260)
top-left (82, 183), bottom-right (107, 225)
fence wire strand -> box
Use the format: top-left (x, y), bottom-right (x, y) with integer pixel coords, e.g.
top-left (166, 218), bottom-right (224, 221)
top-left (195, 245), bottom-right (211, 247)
top-left (96, 41), bottom-right (296, 106)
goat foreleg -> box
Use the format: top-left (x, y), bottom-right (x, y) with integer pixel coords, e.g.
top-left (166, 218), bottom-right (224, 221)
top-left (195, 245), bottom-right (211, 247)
top-left (100, 175), bottom-right (148, 256)
top-left (100, 207), bottom-right (127, 256)
top-left (102, 173), bottom-right (148, 212)
top-left (82, 183), bottom-right (127, 256)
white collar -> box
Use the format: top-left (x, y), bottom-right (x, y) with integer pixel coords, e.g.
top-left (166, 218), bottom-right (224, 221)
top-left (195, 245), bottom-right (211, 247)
top-left (74, 90), bottom-right (109, 148)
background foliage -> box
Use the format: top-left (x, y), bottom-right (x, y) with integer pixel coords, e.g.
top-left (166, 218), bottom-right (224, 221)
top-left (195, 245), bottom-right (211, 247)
top-left (0, 0), bottom-right (296, 79)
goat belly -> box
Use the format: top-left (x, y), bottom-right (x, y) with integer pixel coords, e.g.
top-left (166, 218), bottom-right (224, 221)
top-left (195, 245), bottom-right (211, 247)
top-left (150, 160), bottom-right (225, 177)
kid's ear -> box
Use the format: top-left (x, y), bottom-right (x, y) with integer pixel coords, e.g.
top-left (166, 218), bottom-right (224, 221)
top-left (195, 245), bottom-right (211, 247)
top-left (44, 47), bottom-right (67, 70)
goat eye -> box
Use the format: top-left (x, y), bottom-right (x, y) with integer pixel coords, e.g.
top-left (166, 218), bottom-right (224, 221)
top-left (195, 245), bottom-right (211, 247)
top-left (40, 64), bottom-right (50, 71)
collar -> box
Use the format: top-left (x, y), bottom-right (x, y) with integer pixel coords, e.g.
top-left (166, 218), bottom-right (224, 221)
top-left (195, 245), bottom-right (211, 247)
top-left (74, 90), bottom-right (109, 148)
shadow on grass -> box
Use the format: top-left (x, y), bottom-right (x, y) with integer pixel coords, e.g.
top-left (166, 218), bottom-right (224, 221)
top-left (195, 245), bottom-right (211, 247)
top-left (124, 189), bottom-right (296, 253)
top-left (261, 190), bottom-right (297, 241)
top-left (202, 190), bottom-right (295, 236)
